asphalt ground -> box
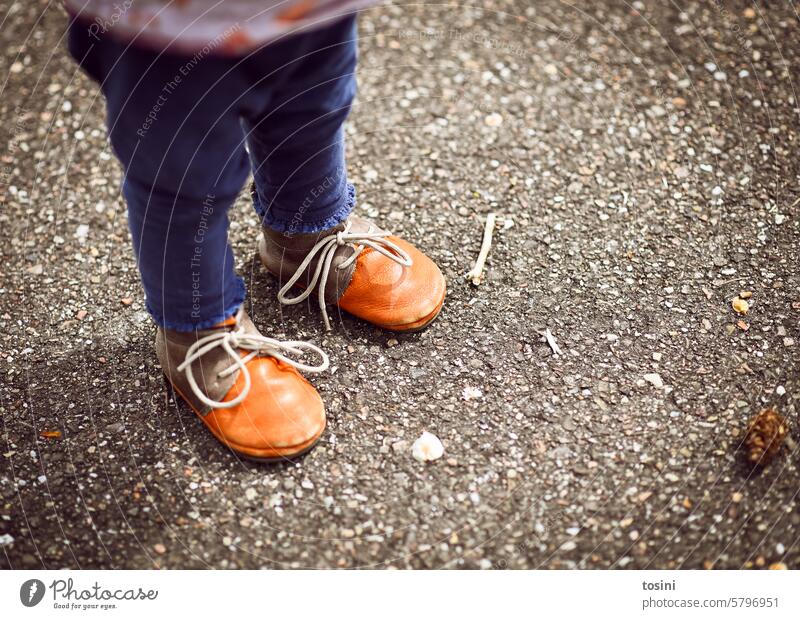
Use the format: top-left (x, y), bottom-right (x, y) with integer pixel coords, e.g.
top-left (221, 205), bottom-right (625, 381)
top-left (1, 0), bottom-right (799, 568)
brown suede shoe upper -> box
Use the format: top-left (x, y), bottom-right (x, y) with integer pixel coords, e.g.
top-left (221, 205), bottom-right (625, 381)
top-left (260, 219), bottom-right (361, 304)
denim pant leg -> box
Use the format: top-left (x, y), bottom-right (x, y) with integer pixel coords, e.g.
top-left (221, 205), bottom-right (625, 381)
top-left (243, 16), bottom-right (358, 235)
top-left (68, 22), bottom-right (250, 331)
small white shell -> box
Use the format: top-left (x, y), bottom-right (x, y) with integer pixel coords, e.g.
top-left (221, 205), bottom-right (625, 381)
top-left (412, 431), bottom-right (444, 462)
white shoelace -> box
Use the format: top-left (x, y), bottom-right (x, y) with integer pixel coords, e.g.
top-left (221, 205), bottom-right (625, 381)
top-left (176, 328), bottom-right (329, 410)
top-left (277, 221), bottom-right (413, 331)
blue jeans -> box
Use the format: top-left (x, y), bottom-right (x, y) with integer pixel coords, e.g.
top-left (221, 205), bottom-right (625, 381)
top-left (68, 16), bottom-right (358, 331)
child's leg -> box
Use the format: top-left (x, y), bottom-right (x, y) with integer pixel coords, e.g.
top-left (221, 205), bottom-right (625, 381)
top-left (68, 24), bottom-right (250, 330)
top-left (245, 16), bottom-right (446, 332)
top-left (243, 16), bottom-right (358, 235)
top-left (67, 21), bottom-right (342, 460)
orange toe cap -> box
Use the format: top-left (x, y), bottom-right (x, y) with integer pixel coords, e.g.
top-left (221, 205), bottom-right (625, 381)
top-left (201, 357), bottom-right (326, 459)
top-left (337, 237), bottom-right (446, 330)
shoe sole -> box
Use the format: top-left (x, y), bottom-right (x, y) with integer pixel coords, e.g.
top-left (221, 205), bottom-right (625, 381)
top-left (377, 294), bottom-right (445, 333)
top-left (166, 377), bottom-right (325, 463)
top-left (236, 433), bottom-right (322, 463)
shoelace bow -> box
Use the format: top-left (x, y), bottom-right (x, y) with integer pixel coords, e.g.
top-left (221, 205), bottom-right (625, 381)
top-left (277, 221), bottom-right (412, 330)
top-left (176, 327), bottom-right (329, 410)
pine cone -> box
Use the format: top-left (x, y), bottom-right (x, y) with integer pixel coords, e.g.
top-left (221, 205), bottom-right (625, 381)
top-left (744, 408), bottom-right (789, 467)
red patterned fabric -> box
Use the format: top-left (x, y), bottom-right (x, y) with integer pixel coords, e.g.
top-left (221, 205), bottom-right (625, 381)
top-left (64, 0), bottom-right (380, 54)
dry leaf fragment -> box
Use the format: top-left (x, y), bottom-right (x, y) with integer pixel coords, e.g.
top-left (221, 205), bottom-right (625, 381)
top-left (412, 431), bottom-right (444, 462)
top-left (744, 408), bottom-right (788, 467)
top-left (732, 297), bottom-right (749, 314)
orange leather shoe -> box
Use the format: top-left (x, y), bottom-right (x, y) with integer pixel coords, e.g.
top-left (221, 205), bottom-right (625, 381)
top-left (259, 216), bottom-right (446, 331)
top-left (156, 308), bottom-right (328, 461)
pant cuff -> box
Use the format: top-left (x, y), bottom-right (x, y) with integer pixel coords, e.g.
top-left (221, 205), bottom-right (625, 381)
top-left (145, 277), bottom-right (246, 332)
top-left (257, 182), bottom-right (356, 234)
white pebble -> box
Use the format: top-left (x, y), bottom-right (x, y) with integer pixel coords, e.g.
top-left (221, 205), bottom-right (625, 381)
top-left (463, 386), bottom-right (483, 401)
top-left (484, 112), bottom-right (503, 127)
top-left (412, 431), bottom-right (444, 462)
top-left (75, 224), bottom-right (90, 242)
top-left (643, 373), bottom-right (664, 389)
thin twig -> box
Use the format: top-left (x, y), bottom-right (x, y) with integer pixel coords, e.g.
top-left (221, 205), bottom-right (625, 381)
top-left (539, 328), bottom-right (562, 356)
top-left (466, 213), bottom-right (497, 285)
top-left (713, 277), bottom-right (747, 288)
